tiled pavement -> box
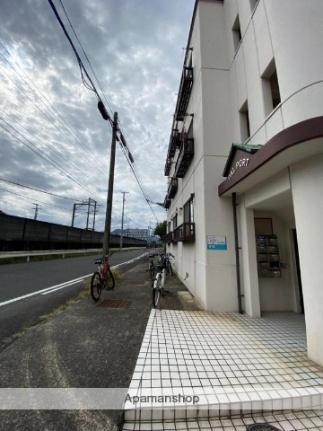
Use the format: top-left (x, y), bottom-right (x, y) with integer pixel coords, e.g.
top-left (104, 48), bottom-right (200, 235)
top-left (123, 310), bottom-right (323, 430)
top-left (123, 410), bottom-right (323, 430)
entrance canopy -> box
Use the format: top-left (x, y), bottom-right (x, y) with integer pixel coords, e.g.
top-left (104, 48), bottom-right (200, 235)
top-left (219, 116), bottom-right (323, 196)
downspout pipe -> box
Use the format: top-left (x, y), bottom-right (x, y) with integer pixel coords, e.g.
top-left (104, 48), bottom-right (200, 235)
top-left (232, 192), bottom-right (243, 314)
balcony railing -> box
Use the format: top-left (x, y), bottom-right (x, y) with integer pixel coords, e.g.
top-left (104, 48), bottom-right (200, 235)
top-left (164, 158), bottom-right (171, 176)
top-left (164, 196), bottom-right (171, 209)
top-left (166, 232), bottom-right (173, 245)
top-left (175, 67), bottom-right (194, 122)
top-left (167, 130), bottom-right (181, 159)
top-left (167, 178), bottom-right (178, 199)
top-left (173, 223), bottom-right (195, 243)
top-left (175, 135), bottom-right (194, 178)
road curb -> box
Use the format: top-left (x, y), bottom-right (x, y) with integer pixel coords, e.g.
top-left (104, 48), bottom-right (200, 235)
top-left (0, 247), bottom-right (146, 266)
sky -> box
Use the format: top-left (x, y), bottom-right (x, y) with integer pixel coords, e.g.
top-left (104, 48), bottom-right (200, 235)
top-left (0, 0), bottom-right (195, 232)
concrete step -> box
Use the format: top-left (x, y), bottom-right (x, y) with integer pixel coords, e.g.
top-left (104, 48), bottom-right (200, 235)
top-left (123, 410), bottom-right (323, 431)
top-left (124, 386), bottom-right (323, 422)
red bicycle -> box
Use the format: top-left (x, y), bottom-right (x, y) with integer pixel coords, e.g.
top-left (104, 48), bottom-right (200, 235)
top-left (90, 256), bottom-right (115, 302)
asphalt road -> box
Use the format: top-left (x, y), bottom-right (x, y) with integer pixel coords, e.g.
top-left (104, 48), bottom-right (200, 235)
top-left (0, 248), bottom-right (147, 346)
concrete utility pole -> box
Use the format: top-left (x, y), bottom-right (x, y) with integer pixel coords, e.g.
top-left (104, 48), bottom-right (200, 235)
top-left (71, 203), bottom-right (76, 227)
top-left (92, 200), bottom-right (97, 231)
top-left (120, 191), bottom-right (129, 249)
top-left (86, 197), bottom-right (91, 230)
top-left (33, 203), bottom-right (40, 220)
top-left (103, 112), bottom-right (118, 256)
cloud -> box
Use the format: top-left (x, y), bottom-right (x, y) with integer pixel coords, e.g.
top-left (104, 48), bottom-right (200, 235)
top-left (0, 0), bottom-right (194, 230)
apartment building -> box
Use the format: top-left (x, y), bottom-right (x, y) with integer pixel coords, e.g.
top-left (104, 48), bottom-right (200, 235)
top-left (164, 0), bottom-right (323, 366)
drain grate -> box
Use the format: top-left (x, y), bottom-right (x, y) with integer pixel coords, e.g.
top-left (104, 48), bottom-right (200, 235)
top-left (247, 425), bottom-right (280, 431)
top-left (99, 299), bottom-right (130, 309)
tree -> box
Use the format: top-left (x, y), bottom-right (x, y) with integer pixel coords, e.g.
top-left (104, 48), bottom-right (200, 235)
top-left (154, 221), bottom-right (167, 239)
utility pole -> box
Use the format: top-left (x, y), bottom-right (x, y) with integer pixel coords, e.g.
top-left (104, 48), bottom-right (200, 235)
top-left (86, 197), bottom-right (91, 230)
top-left (71, 203), bottom-right (76, 227)
top-left (103, 112), bottom-right (118, 256)
top-left (33, 203), bottom-right (40, 220)
top-left (92, 200), bottom-right (97, 230)
top-left (120, 191), bottom-right (129, 249)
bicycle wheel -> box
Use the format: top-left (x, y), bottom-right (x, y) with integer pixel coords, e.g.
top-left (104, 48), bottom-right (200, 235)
top-left (105, 268), bottom-right (115, 290)
top-left (152, 274), bottom-right (161, 309)
top-left (152, 288), bottom-right (161, 309)
top-left (91, 272), bottom-right (102, 302)
top-left (167, 261), bottom-right (173, 276)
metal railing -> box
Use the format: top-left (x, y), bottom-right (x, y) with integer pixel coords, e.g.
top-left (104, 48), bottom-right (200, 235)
top-left (172, 223), bottom-right (195, 243)
top-left (175, 67), bottom-right (194, 121)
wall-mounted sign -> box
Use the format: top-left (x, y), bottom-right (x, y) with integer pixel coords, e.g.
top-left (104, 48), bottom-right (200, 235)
top-left (222, 144), bottom-right (260, 183)
top-left (227, 157), bottom-right (250, 180)
top-left (207, 235), bottom-right (227, 251)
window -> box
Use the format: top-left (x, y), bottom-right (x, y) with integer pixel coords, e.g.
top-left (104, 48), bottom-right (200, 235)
top-left (250, 0), bottom-right (259, 12)
top-left (172, 214), bottom-right (178, 231)
top-left (262, 60), bottom-right (281, 115)
top-left (239, 101), bottom-right (251, 142)
top-left (184, 195), bottom-right (194, 224)
top-left (232, 15), bottom-right (242, 52)
top-left (167, 222), bottom-right (171, 233)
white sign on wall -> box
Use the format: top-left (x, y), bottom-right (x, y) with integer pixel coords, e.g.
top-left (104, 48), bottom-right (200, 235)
top-left (207, 235), bottom-right (227, 251)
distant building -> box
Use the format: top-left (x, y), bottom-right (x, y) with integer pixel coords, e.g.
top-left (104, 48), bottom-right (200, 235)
top-left (112, 228), bottom-right (159, 244)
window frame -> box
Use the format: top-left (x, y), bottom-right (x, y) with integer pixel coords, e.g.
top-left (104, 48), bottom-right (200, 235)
top-left (262, 59), bottom-right (281, 116)
top-left (239, 100), bottom-right (251, 143)
top-left (183, 195), bottom-right (194, 224)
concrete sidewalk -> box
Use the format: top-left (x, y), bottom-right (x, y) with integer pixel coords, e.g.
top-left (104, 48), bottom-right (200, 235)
top-left (0, 256), bottom-right (168, 430)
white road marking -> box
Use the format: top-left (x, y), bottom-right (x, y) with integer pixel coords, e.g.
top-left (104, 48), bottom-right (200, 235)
top-left (0, 252), bottom-right (148, 307)
top-left (41, 275), bottom-right (91, 296)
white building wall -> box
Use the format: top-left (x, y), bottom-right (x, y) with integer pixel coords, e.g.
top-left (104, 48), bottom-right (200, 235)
top-left (167, 3), bottom-right (207, 306)
top-left (199, 1), bottom-right (238, 311)
top-left (166, 0), bottom-right (323, 320)
top-left (223, 0), bottom-right (323, 149)
top-left (291, 154), bottom-right (323, 366)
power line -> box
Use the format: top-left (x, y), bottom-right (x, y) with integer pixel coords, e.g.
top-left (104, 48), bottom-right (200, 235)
top-left (0, 116), bottom-right (98, 198)
top-left (48, 0), bottom-right (107, 109)
top-left (0, 103), bottom-right (100, 194)
top-left (48, 0), bottom-right (160, 223)
top-left (57, 0), bottom-right (115, 118)
top-left (0, 177), bottom-right (82, 202)
top-left (119, 142), bottom-right (159, 223)
top-left (0, 44), bottom-right (109, 179)
top-left (0, 186), bottom-right (49, 206)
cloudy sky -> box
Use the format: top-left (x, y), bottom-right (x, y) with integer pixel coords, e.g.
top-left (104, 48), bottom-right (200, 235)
top-left (0, 0), bottom-right (194, 232)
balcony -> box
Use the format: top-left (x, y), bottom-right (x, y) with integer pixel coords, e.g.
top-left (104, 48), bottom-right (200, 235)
top-left (164, 158), bottom-right (171, 176)
top-left (167, 130), bottom-right (181, 159)
top-left (164, 196), bottom-right (171, 209)
top-left (173, 223), bottom-right (195, 243)
top-left (175, 67), bottom-right (194, 121)
top-left (175, 135), bottom-right (194, 178)
top-left (167, 178), bottom-right (178, 199)
top-left (166, 232), bottom-right (173, 245)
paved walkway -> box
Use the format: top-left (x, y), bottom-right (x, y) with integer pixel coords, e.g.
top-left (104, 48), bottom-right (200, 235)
top-left (0, 259), bottom-right (153, 430)
top-left (123, 310), bottom-right (323, 430)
